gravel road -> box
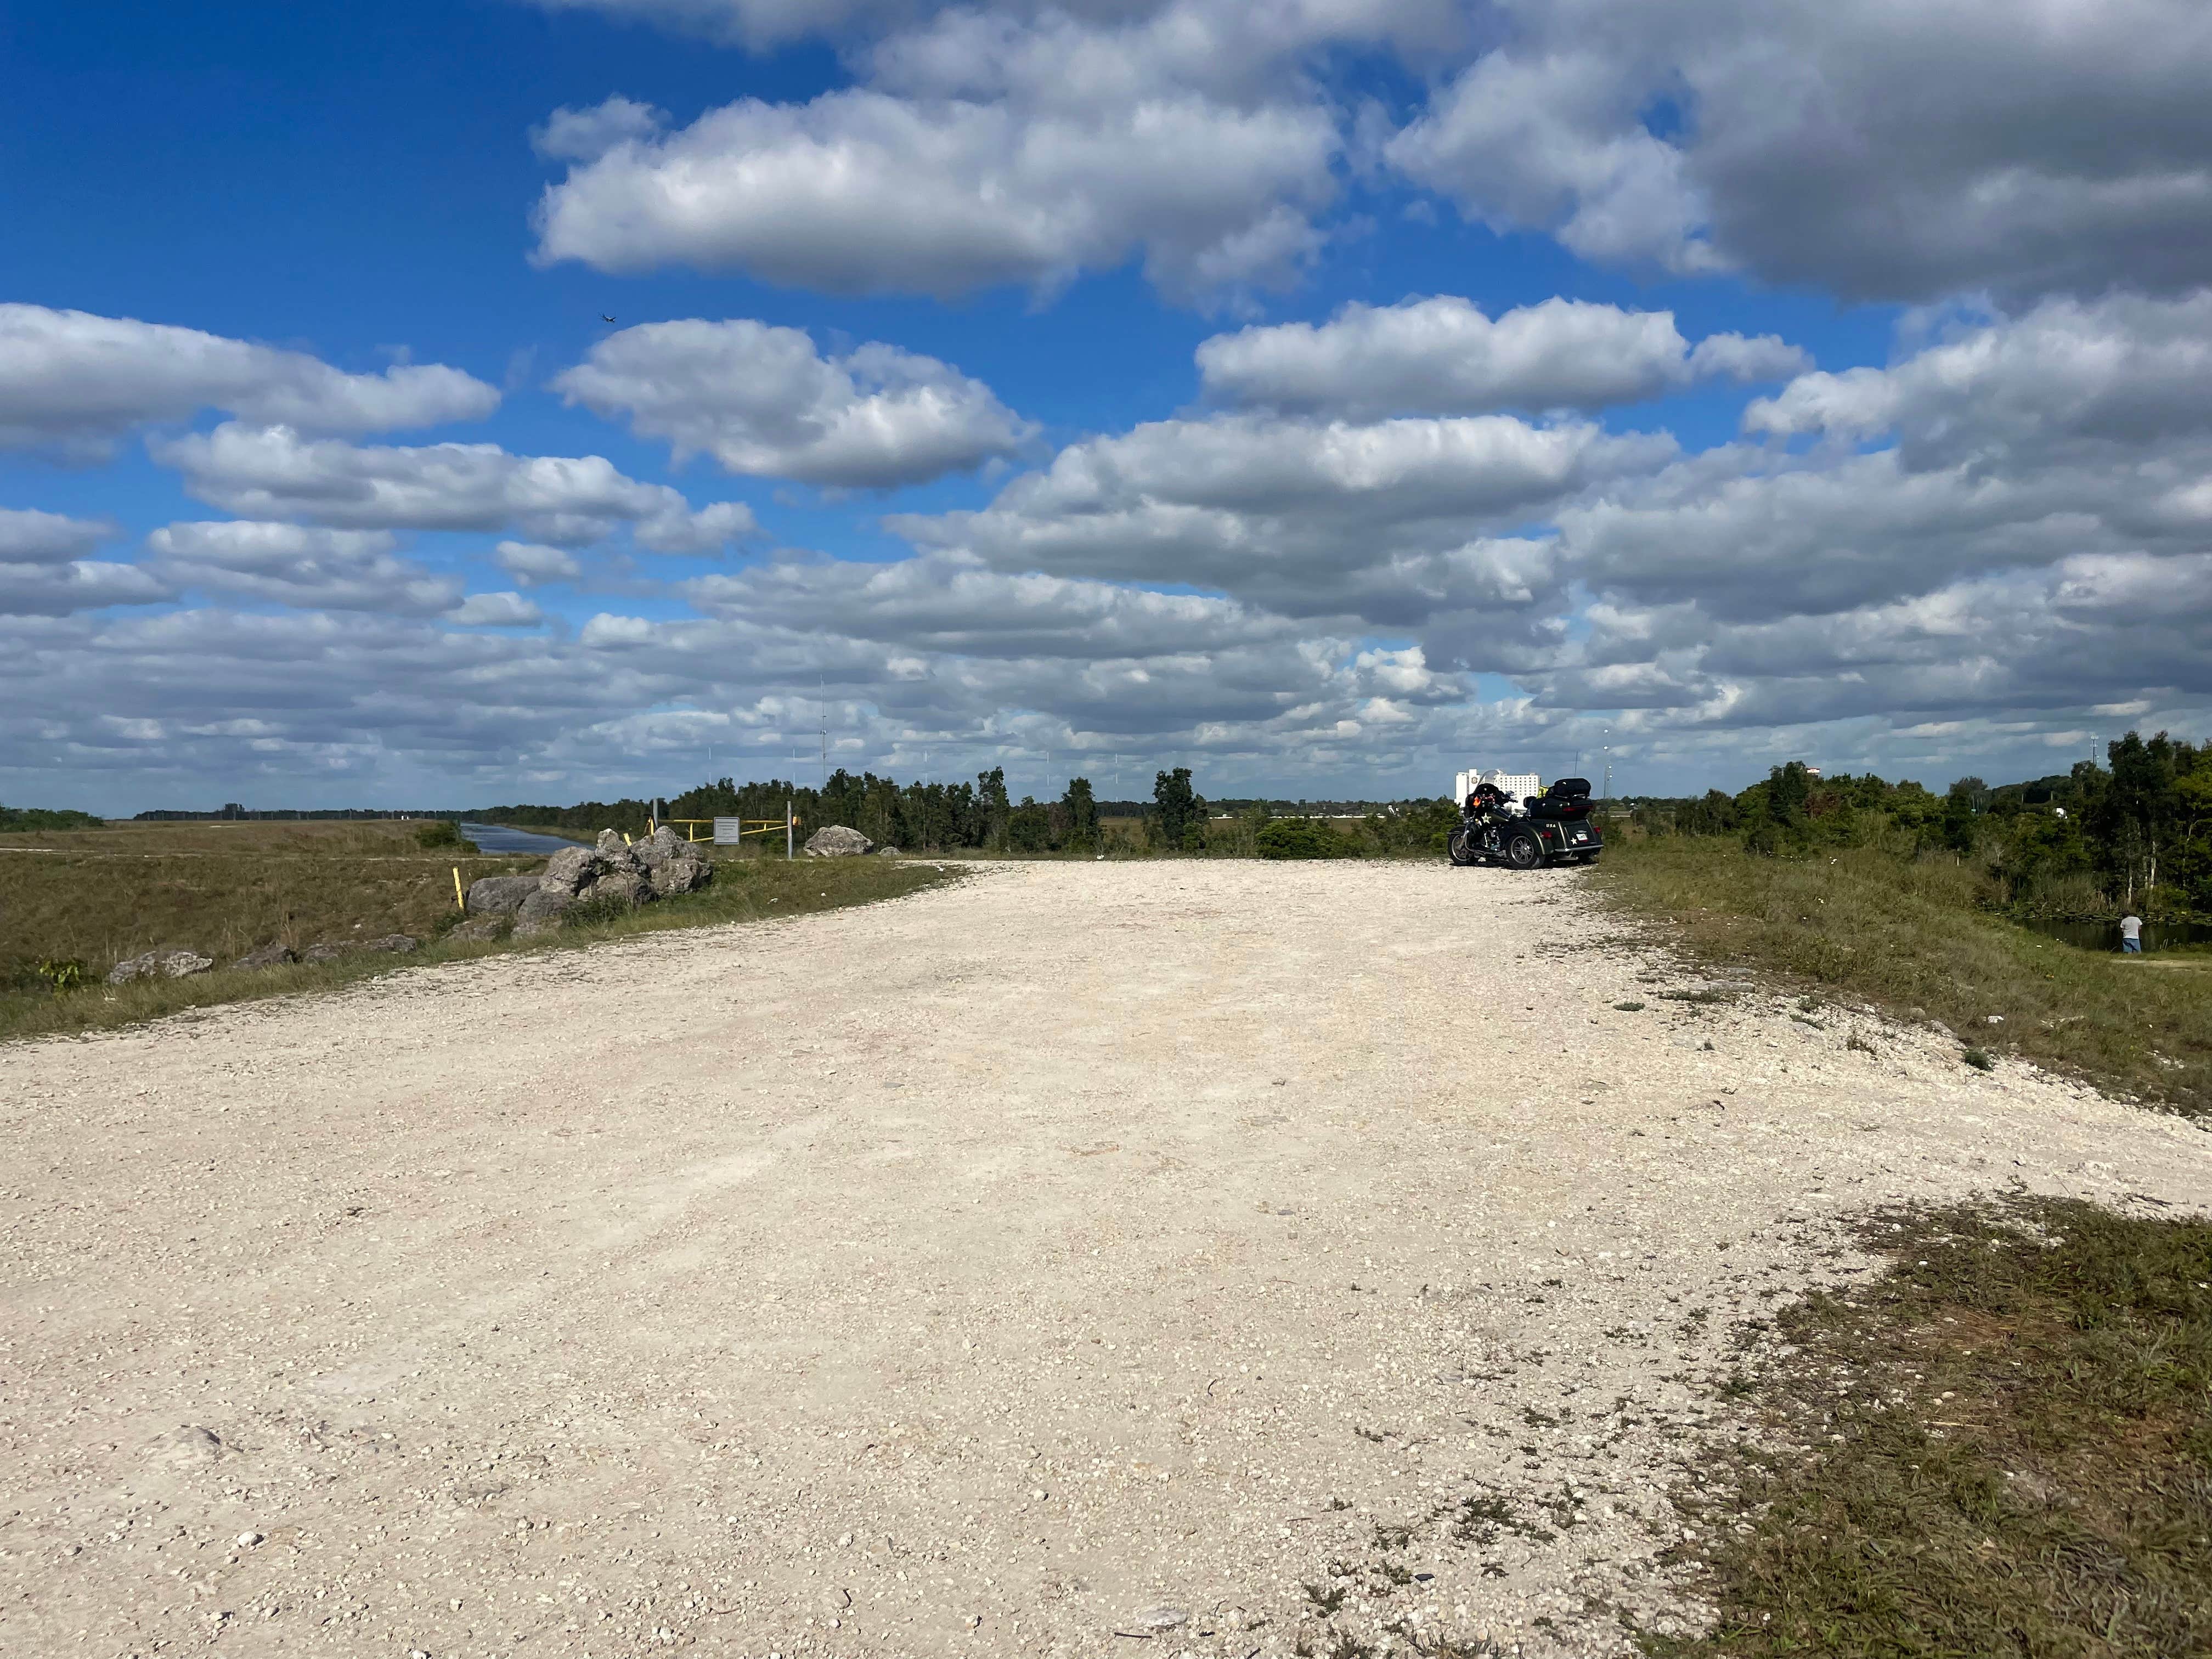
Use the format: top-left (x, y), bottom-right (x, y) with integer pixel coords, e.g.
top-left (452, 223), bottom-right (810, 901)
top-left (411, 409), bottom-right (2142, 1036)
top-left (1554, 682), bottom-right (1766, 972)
top-left (5, 861), bottom-right (2208, 1659)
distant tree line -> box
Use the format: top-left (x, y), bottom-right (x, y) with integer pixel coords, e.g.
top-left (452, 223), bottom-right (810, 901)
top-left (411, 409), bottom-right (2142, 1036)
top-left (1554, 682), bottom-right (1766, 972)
top-left (1625, 731), bottom-right (2212, 915)
top-left (1, 804), bottom-right (105, 832)
top-left (473, 766), bottom-right (1468, 859)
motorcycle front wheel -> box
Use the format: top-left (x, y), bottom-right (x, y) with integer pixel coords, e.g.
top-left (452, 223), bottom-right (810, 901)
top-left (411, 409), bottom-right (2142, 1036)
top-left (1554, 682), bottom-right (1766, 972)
top-left (1447, 827), bottom-right (1480, 866)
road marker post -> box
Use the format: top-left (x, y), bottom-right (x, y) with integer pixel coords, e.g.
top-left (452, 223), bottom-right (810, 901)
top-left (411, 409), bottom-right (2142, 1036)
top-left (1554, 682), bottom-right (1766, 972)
top-left (452, 866), bottom-right (465, 911)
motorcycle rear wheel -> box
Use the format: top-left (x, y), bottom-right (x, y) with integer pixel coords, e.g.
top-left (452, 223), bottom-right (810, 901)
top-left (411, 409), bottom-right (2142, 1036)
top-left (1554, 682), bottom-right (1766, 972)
top-left (1504, 831), bottom-right (1542, 870)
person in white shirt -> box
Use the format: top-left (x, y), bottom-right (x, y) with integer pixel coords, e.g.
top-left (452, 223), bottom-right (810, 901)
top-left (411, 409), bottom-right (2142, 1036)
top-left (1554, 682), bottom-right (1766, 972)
top-left (2119, 913), bottom-right (2143, 954)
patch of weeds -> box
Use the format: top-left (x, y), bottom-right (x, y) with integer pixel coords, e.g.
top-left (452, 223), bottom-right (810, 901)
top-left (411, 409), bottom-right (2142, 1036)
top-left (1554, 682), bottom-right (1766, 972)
top-left (1961, 1045), bottom-right (1995, 1070)
top-left (1371, 1522), bottom-right (1413, 1551)
top-left (1660, 988), bottom-right (1734, 1005)
top-left (1613, 999), bottom-right (1647, 1012)
top-left (1639, 1197), bottom-right (2212, 1658)
top-left (561, 890), bottom-right (641, 929)
top-left (1353, 1425), bottom-right (1386, 1443)
top-left (1451, 1495), bottom-right (1514, 1545)
top-left (1521, 1405), bottom-right (1568, 1427)
top-left (1678, 1306), bottom-right (1711, 1340)
top-left (1845, 1031), bottom-right (1877, 1054)
top-left (1450, 1492), bottom-right (1557, 1548)
top-left (1301, 1581), bottom-right (1347, 1615)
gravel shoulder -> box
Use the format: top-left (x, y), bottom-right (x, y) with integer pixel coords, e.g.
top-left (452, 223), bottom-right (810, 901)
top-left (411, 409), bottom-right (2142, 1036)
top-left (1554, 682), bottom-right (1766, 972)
top-left (4, 861), bottom-right (2208, 1658)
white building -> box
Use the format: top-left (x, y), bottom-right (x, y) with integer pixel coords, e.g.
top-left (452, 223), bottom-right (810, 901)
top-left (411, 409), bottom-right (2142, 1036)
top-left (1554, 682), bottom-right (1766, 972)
top-left (1454, 767), bottom-right (1542, 805)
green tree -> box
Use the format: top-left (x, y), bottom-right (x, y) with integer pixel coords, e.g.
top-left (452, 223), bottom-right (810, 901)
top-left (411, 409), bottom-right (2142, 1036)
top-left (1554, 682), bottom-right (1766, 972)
top-left (1057, 777), bottom-right (1099, 851)
top-left (976, 766), bottom-right (1011, 851)
top-left (1942, 776), bottom-right (1985, 856)
top-left (1006, 798), bottom-right (1052, 852)
top-left (1149, 768), bottom-right (1206, 851)
top-left (1743, 761), bottom-right (1815, 855)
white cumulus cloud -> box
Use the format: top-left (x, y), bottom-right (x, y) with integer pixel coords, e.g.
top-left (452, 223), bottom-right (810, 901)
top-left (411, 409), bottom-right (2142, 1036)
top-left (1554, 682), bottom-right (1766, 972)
top-left (1197, 295), bottom-right (1807, 417)
top-left (0, 305), bottom-right (499, 454)
top-left (494, 541), bottom-right (587, 586)
top-left (146, 521), bottom-right (464, 616)
top-left (153, 424), bottom-right (757, 553)
top-left (553, 319), bottom-right (1034, 488)
top-left (531, 88), bottom-right (1338, 301)
top-left (1389, 0), bottom-right (2212, 303)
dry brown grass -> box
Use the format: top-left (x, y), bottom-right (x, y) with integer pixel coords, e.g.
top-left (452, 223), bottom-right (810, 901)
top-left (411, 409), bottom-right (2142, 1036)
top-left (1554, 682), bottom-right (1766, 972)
top-left (1, 822), bottom-right (955, 1043)
top-left (0, 819), bottom-right (537, 970)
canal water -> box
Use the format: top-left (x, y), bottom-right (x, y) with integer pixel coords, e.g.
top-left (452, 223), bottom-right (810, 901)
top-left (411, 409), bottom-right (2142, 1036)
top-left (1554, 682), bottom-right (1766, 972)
top-left (459, 822), bottom-right (579, 856)
top-left (2016, 916), bottom-right (2212, 953)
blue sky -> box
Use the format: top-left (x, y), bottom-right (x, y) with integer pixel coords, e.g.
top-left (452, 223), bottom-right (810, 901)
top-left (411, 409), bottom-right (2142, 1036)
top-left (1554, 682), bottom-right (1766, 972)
top-left (4, 1), bottom-right (2208, 812)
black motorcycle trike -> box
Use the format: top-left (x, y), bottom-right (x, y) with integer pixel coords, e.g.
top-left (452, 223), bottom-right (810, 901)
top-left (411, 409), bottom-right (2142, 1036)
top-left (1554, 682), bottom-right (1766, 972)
top-left (1448, 777), bottom-right (1603, 869)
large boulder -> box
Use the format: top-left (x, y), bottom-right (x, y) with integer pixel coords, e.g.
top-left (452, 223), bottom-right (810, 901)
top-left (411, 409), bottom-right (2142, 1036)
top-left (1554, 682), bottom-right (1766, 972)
top-left (299, 942), bottom-right (356, 964)
top-left (465, 874), bottom-right (541, 915)
top-left (233, 943), bottom-right (297, 971)
top-left (448, 913), bottom-right (509, 944)
top-left (513, 888), bottom-right (574, 938)
top-left (591, 870), bottom-right (648, 909)
top-left (363, 934), bottom-right (419, 953)
top-left (634, 826), bottom-right (713, 896)
top-left (107, 949), bottom-right (215, 985)
top-left (539, 844), bottom-right (602, 896)
top-left (804, 825), bottom-right (874, 858)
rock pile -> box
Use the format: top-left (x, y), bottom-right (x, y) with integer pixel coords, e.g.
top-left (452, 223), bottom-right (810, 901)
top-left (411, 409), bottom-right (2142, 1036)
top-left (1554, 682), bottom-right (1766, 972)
top-left (106, 949), bottom-right (215, 985)
top-left (466, 826), bottom-right (713, 938)
top-left (804, 824), bottom-right (873, 857)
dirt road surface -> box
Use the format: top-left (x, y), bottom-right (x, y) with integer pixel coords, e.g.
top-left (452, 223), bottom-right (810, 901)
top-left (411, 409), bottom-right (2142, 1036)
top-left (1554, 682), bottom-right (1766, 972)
top-left (5, 862), bottom-right (2208, 1658)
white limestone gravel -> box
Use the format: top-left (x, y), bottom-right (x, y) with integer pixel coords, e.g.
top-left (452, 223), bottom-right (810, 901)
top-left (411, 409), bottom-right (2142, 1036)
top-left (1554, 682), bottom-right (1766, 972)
top-left (3, 860), bottom-right (2208, 1658)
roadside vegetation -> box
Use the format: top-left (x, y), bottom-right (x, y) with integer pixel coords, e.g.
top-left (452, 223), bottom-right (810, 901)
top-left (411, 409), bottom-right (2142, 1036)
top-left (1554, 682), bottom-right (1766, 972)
top-left (1622, 731), bottom-right (2212, 921)
top-left (1645, 1197), bottom-right (2212, 1659)
top-left (1595, 835), bottom-right (2210, 1113)
top-left (1595, 738), bottom-right (2212, 1115)
top-left (0, 819), bottom-right (951, 1043)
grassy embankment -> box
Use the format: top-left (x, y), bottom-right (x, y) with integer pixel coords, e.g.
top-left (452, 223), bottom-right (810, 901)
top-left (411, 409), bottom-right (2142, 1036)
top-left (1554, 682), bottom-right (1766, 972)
top-left (1591, 834), bottom-right (2211, 1115)
top-left (1642, 1198), bottom-right (2212, 1659)
top-left (1590, 838), bottom-right (2212, 1654)
top-left (0, 819), bottom-right (951, 1043)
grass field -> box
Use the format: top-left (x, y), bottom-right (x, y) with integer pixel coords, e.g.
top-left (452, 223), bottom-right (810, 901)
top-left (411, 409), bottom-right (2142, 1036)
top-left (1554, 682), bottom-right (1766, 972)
top-left (1592, 835), bottom-right (2212, 1115)
top-left (0, 820), bottom-right (953, 1042)
top-left (1645, 1198), bottom-right (2212, 1658)
top-left (0, 819), bottom-right (538, 970)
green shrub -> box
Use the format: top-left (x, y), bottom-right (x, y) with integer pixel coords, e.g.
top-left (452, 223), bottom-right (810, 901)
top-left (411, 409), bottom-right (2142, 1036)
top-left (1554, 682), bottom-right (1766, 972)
top-left (35, 958), bottom-right (89, 994)
top-left (1256, 819), bottom-right (1356, 860)
top-left (414, 819), bottom-right (473, 851)
top-left (0, 805), bottom-right (104, 832)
